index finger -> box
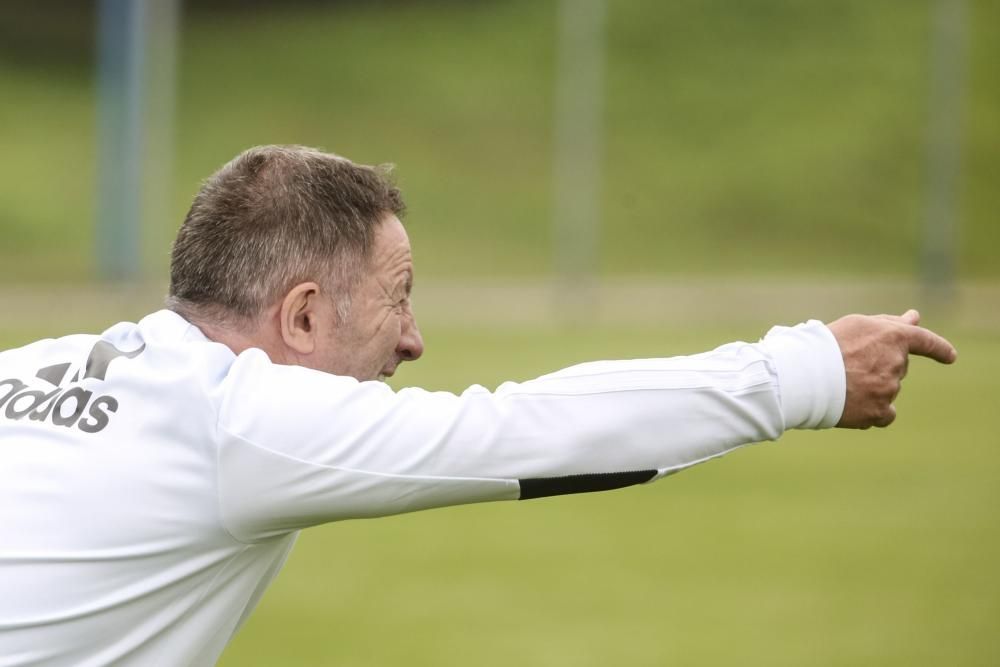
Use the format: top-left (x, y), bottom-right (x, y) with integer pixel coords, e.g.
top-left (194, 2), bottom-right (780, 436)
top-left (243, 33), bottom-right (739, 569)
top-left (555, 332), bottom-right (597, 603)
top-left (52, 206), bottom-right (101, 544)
top-left (903, 324), bottom-right (958, 364)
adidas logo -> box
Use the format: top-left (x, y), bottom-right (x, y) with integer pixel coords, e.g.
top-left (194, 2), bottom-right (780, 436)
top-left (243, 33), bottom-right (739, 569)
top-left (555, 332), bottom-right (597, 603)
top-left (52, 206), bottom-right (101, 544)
top-left (0, 341), bottom-right (145, 434)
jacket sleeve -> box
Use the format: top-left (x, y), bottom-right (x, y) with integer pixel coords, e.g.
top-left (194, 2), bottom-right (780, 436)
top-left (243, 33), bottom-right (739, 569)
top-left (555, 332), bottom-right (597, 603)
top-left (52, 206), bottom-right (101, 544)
top-left (215, 320), bottom-right (845, 542)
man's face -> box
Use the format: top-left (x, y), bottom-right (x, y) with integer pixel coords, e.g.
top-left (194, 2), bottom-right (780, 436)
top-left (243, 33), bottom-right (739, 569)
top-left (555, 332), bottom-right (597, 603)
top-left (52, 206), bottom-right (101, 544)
top-left (318, 215), bottom-right (424, 381)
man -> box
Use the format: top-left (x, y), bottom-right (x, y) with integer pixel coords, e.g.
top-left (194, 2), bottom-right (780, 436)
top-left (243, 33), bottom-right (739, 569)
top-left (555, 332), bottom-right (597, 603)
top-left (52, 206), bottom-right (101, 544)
top-left (0, 145), bottom-right (956, 665)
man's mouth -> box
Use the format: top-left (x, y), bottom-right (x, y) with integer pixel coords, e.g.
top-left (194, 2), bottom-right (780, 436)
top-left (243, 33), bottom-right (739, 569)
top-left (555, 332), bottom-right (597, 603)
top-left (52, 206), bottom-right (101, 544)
top-left (378, 357), bottom-right (404, 381)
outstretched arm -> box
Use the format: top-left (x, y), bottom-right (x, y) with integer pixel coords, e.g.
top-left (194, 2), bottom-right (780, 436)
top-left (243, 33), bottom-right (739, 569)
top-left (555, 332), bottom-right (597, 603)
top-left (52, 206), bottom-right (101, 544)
top-left (215, 311), bottom-right (955, 541)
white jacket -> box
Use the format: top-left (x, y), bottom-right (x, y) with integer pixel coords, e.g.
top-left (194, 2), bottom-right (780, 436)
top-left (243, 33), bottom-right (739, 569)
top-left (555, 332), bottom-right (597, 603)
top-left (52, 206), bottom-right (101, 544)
top-left (0, 310), bottom-right (844, 665)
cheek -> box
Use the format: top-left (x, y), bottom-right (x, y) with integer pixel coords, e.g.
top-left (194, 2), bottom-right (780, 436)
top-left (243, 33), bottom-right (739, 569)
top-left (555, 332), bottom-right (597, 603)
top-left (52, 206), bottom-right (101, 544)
top-left (382, 311), bottom-right (404, 350)
top-left (365, 311), bottom-right (402, 366)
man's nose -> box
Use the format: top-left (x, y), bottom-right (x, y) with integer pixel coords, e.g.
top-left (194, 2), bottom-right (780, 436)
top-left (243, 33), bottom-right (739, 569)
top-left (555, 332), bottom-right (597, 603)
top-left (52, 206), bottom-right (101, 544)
top-left (397, 314), bottom-right (424, 362)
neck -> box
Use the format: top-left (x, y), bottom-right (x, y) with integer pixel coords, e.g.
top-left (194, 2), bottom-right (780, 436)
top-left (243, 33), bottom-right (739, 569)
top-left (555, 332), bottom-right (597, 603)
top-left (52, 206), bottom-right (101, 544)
top-left (178, 307), bottom-right (288, 363)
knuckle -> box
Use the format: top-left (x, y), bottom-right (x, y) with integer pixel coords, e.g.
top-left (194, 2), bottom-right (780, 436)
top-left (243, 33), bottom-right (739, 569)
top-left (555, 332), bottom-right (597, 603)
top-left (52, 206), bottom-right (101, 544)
top-left (875, 374), bottom-right (899, 400)
top-left (876, 405), bottom-right (897, 428)
top-left (863, 401), bottom-right (895, 428)
top-left (889, 327), bottom-right (908, 348)
top-left (892, 351), bottom-right (908, 372)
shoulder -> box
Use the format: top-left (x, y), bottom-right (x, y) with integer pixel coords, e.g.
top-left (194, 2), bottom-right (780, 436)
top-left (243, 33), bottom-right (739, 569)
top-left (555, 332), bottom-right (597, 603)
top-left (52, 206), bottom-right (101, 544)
top-left (0, 311), bottom-right (242, 411)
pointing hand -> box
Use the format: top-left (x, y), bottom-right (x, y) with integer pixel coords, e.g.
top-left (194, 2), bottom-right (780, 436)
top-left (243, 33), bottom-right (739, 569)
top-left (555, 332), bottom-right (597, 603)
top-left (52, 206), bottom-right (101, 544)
top-left (827, 309), bottom-right (957, 429)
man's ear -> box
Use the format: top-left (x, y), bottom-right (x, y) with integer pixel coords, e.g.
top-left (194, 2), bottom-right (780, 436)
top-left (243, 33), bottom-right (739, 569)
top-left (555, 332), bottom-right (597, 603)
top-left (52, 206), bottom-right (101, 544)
top-left (278, 282), bottom-right (322, 355)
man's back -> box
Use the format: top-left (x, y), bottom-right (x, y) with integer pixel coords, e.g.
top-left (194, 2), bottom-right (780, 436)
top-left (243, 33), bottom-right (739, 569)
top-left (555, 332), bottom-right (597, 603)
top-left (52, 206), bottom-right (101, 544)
top-left (0, 312), bottom-right (294, 666)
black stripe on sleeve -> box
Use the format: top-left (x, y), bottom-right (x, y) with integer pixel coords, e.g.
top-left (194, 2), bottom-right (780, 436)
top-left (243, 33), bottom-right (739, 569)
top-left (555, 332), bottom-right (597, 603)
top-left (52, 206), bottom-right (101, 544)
top-left (518, 470), bottom-right (658, 500)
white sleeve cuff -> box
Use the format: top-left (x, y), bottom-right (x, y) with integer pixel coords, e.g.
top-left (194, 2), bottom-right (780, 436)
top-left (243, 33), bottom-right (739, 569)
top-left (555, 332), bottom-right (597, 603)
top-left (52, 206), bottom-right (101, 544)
top-left (758, 320), bottom-right (846, 430)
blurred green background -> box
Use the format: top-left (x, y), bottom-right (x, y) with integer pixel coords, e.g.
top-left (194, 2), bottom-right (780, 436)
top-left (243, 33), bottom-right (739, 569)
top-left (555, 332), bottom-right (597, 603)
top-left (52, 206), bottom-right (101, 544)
top-left (1, 0), bottom-right (997, 665)
top-left (1, 0), bottom-right (997, 281)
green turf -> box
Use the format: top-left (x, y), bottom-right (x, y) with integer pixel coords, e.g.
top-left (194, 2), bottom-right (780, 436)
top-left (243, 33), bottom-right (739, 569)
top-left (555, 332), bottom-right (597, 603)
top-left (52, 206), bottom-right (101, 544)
top-left (0, 0), bottom-right (998, 282)
top-left (195, 324), bottom-right (996, 667)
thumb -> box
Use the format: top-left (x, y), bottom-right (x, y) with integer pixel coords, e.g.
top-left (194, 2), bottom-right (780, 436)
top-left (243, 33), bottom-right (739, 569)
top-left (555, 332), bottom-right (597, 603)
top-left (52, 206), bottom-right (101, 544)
top-left (900, 309), bottom-right (920, 326)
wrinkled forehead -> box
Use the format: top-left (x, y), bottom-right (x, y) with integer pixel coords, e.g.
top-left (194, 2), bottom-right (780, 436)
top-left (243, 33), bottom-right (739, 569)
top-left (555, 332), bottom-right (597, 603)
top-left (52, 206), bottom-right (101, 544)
top-left (372, 216), bottom-right (414, 283)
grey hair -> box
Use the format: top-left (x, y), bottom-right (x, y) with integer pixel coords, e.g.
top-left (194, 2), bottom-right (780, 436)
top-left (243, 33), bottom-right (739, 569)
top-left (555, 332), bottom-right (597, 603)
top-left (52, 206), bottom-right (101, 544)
top-left (167, 145), bottom-right (405, 326)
